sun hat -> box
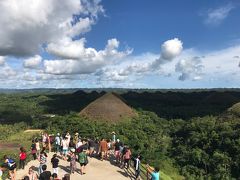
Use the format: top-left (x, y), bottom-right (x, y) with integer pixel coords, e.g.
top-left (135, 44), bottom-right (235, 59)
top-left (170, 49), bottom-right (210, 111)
top-left (70, 148), bottom-right (75, 153)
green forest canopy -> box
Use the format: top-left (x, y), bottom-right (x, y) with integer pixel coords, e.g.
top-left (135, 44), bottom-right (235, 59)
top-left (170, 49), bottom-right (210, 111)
top-left (1, 89), bottom-right (240, 179)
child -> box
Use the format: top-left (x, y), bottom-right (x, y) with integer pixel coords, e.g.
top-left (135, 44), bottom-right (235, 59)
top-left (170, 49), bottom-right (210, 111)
top-left (68, 148), bottom-right (76, 174)
top-left (51, 154), bottom-right (59, 175)
top-left (19, 147), bottom-right (27, 169)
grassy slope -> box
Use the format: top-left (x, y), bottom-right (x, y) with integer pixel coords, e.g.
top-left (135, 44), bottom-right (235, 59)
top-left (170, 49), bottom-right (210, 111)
top-left (0, 131), bottom-right (40, 179)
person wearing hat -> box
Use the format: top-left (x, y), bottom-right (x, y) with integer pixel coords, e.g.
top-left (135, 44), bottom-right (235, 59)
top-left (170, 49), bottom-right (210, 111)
top-left (111, 132), bottom-right (116, 143)
top-left (68, 148), bottom-right (76, 174)
top-left (73, 133), bottom-right (79, 145)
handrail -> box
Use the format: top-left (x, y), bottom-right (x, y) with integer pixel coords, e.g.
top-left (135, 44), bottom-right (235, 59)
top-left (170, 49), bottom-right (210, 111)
top-left (130, 159), bottom-right (152, 180)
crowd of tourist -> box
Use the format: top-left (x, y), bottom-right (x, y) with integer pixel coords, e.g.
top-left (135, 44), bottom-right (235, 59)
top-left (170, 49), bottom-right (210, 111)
top-left (0, 131), bottom-right (160, 180)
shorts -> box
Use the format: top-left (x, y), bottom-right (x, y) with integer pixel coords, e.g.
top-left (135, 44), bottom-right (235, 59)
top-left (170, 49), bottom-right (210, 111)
top-left (115, 150), bottom-right (120, 157)
top-left (8, 163), bottom-right (17, 171)
top-left (62, 149), bottom-right (68, 155)
top-left (80, 163), bottom-right (86, 166)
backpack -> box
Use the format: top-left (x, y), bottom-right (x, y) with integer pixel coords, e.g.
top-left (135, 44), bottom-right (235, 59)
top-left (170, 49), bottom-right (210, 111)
top-left (78, 152), bottom-right (87, 164)
top-left (7, 158), bottom-right (16, 169)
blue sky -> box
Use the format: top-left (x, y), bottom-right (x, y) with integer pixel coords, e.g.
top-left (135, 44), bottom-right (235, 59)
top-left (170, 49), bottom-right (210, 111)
top-left (0, 0), bottom-right (240, 89)
top-left (86, 0), bottom-right (240, 52)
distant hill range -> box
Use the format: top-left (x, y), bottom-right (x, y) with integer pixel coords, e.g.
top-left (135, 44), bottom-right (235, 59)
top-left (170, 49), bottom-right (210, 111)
top-left (79, 92), bottom-right (136, 122)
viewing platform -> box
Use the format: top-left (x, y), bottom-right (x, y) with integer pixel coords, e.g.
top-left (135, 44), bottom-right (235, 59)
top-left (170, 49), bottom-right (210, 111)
top-left (16, 152), bottom-right (135, 180)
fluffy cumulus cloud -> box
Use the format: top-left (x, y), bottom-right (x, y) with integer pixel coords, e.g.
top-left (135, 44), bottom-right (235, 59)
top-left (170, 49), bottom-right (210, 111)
top-left (0, 0), bottom-right (103, 56)
top-left (23, 55), bottom-right (42, 69)
top-left (0, 56), bottom-right (5, 66)
top-left (151, 38), bottom-right (183, 68)
top-left (96, 38), bottom-right (183, 82)
top-left (204, 3), bottom-right (235, 25)
top-left (44, 38), bottom-right (132, 74)
top-left (160, 38), bottom-right (183, 61)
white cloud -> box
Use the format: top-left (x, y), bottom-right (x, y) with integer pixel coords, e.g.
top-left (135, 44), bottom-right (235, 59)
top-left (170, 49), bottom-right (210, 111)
top-left (175, 57), bottom-right (204, 81)
top-left (0, 56), bottom-right (5, 66)
top-left (151, 38), bottom-right (183, 68)
top-left (0, 0), bottom-right (103, 56)
top-left (44, 38), bottom-right (131, 74)
top-left (161, 38), bottom-right (183, 61)
top-left (23, 55), bottom-right (42, 69)
top-left (95, 38), bottom-right (183, 81)
top-left (204, 3), bottom-right (234, 25)
top-left (0, 65), bottom-right (17, 79)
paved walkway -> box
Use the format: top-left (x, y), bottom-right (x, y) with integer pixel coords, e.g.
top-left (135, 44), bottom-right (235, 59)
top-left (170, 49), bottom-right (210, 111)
top-left (16, 152), bottom-right (135, 180)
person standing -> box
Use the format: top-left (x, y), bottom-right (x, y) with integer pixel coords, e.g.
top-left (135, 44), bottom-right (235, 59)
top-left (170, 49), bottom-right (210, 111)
top-left (68, 148), bottom-right (77, 174)
top-left (35, 139), bottom-right (41, 157)
top-left (123, 147), bottom-right (131, 169)
top-left (114, 139), bottom-right (122, 164)
top-left (111, 132), bottom-right (116, 143)
top-left (99, 138), bottom-right (108, 161)
top-left (31, 139), bottom-right (37, 160)
top-left (3, 155), bottom-right (16, 180)
top-left (65, 132), bottom-right (71, 145)
top-left (78, 150), bottom-right (88, 175)
top-left (27, 166), bottom-right (38, 180)
top-left (61, 137), bottom-right (69, 160)
top-left (48, 134), bottom-right (52, 152)
top-left (19, 147), bottom-right (27, 169)
top-left (0, 164), bottom-right (4, 180)
top-left (73, 133), bottom-right (79, 145)
top-left (147, 165), bottom-right (160, 180)
top-left (88, 138), bottom-right (95, 157)
top-left (134, 155), bottom-right (141, 180)
top-left (55, 133), bottom-right (61, 154)
top-left (42, 133), bottom-right (47, 149)
top-left (39, 164), bottom-right (51, 180)
top-left (38, 150), bottom-right (48, 174)
top-left (51, 154), bottom-right (59, 175)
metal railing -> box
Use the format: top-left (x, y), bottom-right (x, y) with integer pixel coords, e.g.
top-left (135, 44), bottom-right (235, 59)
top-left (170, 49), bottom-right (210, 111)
top-left (130, 159), bottom-right (152, 180)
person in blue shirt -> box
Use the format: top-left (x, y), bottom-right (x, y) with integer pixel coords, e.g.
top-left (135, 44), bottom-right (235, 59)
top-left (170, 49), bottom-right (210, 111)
top-left (147, 165), bottom-right (160, 180)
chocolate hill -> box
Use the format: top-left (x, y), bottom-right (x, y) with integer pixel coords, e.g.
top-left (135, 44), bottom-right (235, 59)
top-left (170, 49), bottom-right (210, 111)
top-left (227, 102), bottom-right (240, 117)
top-left (79, 92), bottom-right (136, 122)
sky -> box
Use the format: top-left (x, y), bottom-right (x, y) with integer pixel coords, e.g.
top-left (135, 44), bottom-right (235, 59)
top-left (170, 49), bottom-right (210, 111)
top-left (0, 0), bottom-right (240, 89)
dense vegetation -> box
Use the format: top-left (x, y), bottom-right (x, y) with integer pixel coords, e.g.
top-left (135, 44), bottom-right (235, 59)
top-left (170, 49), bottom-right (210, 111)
top-left (1, 89), bottom-right (240, 179)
